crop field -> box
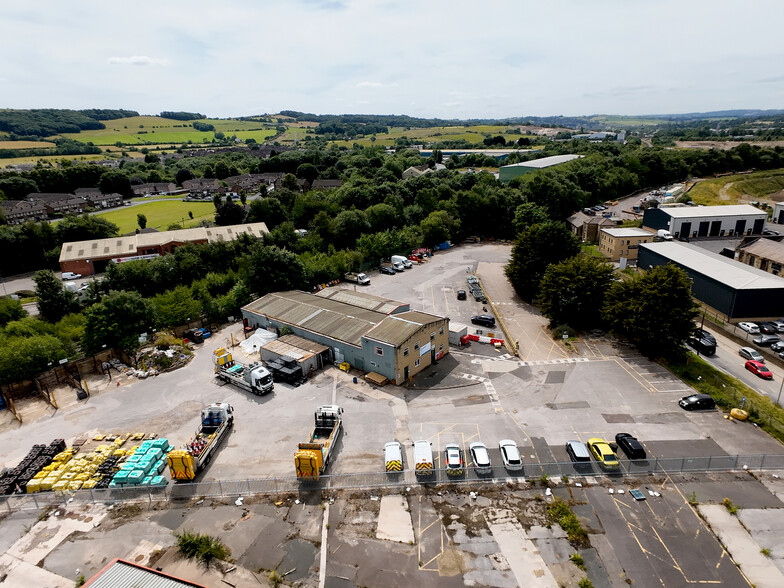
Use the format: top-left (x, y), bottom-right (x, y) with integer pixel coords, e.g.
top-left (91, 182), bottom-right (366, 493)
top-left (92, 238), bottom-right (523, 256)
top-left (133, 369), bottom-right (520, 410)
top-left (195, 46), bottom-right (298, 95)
top-left (0, 153), bottom-right (115, 168)
top-left (95, 201), bottom-right (216, 233)
top-left (689, 168), bottom-right (784, 205)
top-left (0, 140), bottom-right (57, 149)
top-left (60, 116), bottom-right (282, 146)
top-left (326, 124), bottom-right (527, 148)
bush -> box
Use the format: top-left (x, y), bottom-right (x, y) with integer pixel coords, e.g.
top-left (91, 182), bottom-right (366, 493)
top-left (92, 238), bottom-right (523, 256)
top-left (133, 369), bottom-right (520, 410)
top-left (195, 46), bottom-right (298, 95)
top-left (176, 530), bottom-right (231, 563)
top-left (570, 552), bottom-right (585, 569)
top-left (547, 498), bottom-right (588, 545)
top-left (552, 324), bottom-right (576, 340)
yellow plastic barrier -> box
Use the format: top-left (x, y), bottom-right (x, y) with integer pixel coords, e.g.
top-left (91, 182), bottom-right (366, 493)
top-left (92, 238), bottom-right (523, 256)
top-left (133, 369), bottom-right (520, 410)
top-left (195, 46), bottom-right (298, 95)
top-left (26, 479), bottom-right (41, 493)
top-left (67, 481), bottom-right (83, 491)
top-left (167, 450), bottom-right (196, 480)
top-left (81, 479), bottom-right (98, 489)
top-left (52, 480), bottom-right (69, 492)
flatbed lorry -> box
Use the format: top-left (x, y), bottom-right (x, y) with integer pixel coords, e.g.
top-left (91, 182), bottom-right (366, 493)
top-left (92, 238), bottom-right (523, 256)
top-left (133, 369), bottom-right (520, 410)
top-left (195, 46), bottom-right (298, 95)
top-left (295, 405), bottom-right (343, 481)
top-left (167, 402), bottom-right (233, 481)
top-left (344, 272), bottom-right (370, 285)
top-left (213, 348), bottom-right (274, 395)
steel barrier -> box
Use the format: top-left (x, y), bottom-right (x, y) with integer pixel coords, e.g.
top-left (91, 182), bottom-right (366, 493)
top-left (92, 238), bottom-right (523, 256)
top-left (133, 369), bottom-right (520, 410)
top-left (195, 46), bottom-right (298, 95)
top-left (3, 454), bottom-right (784, 513)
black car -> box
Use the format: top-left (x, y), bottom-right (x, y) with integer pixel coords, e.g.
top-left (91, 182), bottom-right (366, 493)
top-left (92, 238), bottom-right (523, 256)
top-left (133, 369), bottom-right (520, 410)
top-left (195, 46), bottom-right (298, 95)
top-left (379, 266), bottom-right (396, 275)
top-left (456, 289), bottom-right (467, 300)
top-left (758, 322), bottom-right (779, 334)
top-left (678, 393), bottom-right (716, 411)
top-left (615, 433), bottom-right (646, 459)
top-left (471, 315), bottom-right (496, 328)
top-left (688, 330), bottom-right (716, 355)
top-left (183, 329), bottom-right (204, 344)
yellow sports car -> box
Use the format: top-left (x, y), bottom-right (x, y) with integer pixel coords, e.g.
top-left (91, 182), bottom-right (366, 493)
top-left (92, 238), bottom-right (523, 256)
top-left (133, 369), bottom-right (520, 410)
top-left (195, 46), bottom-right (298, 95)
top-left (587, 438), bottom-right (619, 470)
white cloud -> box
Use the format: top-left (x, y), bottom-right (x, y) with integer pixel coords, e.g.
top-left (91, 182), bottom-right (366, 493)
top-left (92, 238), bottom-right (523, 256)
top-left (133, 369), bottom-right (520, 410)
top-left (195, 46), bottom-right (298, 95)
top-left (356, 81), bottom-right (383, 88)
top-left (107, 55), bottom-right (169, 66)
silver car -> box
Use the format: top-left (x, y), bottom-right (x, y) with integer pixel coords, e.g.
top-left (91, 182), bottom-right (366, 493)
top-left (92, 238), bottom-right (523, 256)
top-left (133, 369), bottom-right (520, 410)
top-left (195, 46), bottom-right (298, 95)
top-left (498, 439), bottom-right (523, 472)
top-left (739, 346), bottom-right (765, 363)
top-left (738, 322), bottom-right (760, 334)
top-left (469, 442), bottom-right (492, 474)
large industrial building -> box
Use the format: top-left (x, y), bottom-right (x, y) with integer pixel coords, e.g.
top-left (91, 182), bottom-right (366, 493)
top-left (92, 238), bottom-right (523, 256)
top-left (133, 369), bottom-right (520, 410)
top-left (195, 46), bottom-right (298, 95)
top-left (241, 289), bottom-right (449, 384)
top-left (638, 241), bottom-right (784, 319)
top-left (59, 222), bottom-right (268, 276)
top-left (499, 154), bottom-right (583, 182)
top-left (642, 204), bottom-right (767, 240)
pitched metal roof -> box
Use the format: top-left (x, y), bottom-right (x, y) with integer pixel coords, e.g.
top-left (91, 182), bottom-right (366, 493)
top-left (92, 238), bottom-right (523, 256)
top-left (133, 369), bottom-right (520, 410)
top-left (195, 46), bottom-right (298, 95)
top-left (84, 559), bottom-right (206, 588)
top-left (601, 227), bottom-right (654, 238)
top-left (501, 154), bottom-right (583, 169)
top-left (315, 288), bottom-right (407, 314)
top-left (243, 291), bottom-right (386, 347)
top-left (659, 204), bottom-right (766, 218)
top-left (364, 311), bottom-right (446, 346)
top-left (640, 242), bottom-right (784, 290)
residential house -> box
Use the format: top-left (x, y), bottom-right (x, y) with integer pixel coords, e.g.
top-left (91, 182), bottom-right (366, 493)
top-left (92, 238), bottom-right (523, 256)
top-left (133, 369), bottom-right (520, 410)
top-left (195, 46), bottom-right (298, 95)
top-left (0, 199), bottom-right (48, 225)
top-left (131, 182), bottom-right (176, 197)
top-left (25, 193), bottom-right (88, 216)
top-left (310, 179), bottom-right (343, 190)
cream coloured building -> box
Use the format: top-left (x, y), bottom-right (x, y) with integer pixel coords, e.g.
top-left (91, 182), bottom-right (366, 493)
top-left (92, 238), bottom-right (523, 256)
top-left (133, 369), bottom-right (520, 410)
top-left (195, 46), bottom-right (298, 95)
top-left (598, 227), bottom-right (655, 262)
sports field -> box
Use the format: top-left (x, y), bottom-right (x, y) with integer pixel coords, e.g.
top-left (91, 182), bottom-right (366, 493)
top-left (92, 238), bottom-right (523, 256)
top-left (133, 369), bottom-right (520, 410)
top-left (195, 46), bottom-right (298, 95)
top-left (95, 200), bottom-right (216, 233)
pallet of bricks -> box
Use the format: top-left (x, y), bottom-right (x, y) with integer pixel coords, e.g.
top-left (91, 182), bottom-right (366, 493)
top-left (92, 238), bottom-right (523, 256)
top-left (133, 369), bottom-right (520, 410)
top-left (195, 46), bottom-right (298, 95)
top-left (0, 439), bottom-right (66, 495)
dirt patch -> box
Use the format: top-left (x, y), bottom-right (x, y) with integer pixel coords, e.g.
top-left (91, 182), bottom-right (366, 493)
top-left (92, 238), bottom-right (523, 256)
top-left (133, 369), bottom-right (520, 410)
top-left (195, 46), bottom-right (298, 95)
top-left (108, 503), bottom-right (145, 519)
top-left (438, 548), bottom-right (468, 576)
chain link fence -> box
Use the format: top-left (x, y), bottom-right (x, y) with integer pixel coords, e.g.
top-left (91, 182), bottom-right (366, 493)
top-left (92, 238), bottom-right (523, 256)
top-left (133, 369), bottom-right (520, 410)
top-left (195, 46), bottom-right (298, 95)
top-left (4, 454), bottom-right (784, 513)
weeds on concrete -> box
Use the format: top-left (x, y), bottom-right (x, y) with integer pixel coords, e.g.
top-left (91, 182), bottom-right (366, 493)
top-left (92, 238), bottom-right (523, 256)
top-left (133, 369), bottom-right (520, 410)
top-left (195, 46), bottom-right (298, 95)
top-left (176, 530), bottom-right (232, 564)
top-left (688, 491), bottom-right (697, 505)
top-left (578, 578), bottom-right (594, 588)
top-left (546, 498), bottom-right (588, 546)
top-left (723, 498), bottom-right (739, 515)
top-left (570, 552), bottom-right (586, 570)
top-left (268, 570), bottom-right (283, 587)
top-left (761, 547), bottom-right (771, 557)
top-left (75, 575), bottom-right (86, 587)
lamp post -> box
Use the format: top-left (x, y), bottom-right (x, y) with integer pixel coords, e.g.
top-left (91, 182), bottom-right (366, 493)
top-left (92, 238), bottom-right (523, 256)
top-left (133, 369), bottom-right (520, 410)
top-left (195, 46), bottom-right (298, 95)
top-left (777, 377), bottom-right (784, 406)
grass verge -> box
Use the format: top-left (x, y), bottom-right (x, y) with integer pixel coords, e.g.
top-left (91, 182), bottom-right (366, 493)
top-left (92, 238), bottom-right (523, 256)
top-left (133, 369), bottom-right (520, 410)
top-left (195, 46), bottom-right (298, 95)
top-left (663, 352), bottom-right (784, 444)
top-left (95, 201), bottom-right (215, 233)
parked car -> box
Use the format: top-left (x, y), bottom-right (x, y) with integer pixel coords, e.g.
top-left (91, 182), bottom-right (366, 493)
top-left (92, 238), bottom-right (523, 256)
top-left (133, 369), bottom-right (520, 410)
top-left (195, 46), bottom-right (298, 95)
top-left (587, 438), bottom-right (619, 470)
top-left (498, 439), bottom-right (523, 472)
top-left (772, 320), bottom-right (784, 333)
top-left (183, 329), bottom-right (204, 344)
top-left (62, 272), bottom-right (82, 280)
top-left (746, 360), bottom-right (773, 380)
top-left (471, 315), bottom-right (496, 328)
top-left (763, 229), bottom-right (780, 236)
top-left (758, 322), bottom-right (779, 335)
top-left (194, 327), bottom-right (211, 339)
top-left (469, 442), bottom-right (492, 475)
top-left (444, 444), bottom-right (464, 477)
top-left (384, 441), bottom-right (403, 473)
top-left (753, 334), bottom-right (781, 347)
top-left (771, 341), bottom-right (784, 353)
top-left (379, 266), bottom-right (396, 275)
top-left (738, 322), bottom-right (761, 334)
top-left (456, 289), bottom-right (467, 301)
top-left (614, 433), bottom-right (646, 460)
top-left (739, 347), bottom-right (765, 362)
top-left (565, 440), bottom-right (591, 464)
top-left (679, 393), bottom-right (716, 411)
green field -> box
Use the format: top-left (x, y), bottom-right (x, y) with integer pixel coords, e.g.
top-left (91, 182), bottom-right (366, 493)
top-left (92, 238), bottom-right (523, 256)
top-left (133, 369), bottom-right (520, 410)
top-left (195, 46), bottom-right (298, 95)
top-left (689, 169), bottom-right (784, 205)
top-left (326, 124), bottom-right (527, 148)
top-left (95, 201), bottom-right (216, 233)
top-left (60, 115), bottom-right (281, 146)
top-left (0, 140), bottom-right (57, 150)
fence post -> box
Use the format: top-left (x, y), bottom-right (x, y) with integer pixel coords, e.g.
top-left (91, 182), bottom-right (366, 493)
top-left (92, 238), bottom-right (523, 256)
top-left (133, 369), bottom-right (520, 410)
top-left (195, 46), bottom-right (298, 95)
top-left (90, 488), bottom-right (95, 504)
top-left (218, 480), bottom-right (223, 496)
top-left (761, 454), bottom-right (766, 470)
top-left (707, 455), bottom-right (712, 472)
top-left (733, 455), bottom-right (739, 471)
top-left (681, 456), bottom-right (686, 473)
top-left (247, 479), bottom-right (251, 495)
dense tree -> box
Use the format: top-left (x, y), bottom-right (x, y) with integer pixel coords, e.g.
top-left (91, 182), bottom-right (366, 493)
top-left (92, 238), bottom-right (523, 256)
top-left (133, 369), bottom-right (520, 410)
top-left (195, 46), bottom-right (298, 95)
top-left (0, 297), bottom-right (26, 327)
top-left (513, 202), bottom-right (550, 234)
top-left (0, 335), bottom-right (67, 384)
top-left (214, 201), bottom-right (246, 226)
top-left (602, 264), bottom-right (698, 359)
top-left (333, 209), bottom-right (370, 249)
top-left (239, 243), bottom-right (307, 296)
top-left (82, 290), bottom-right (154, 355)
top-left (151, 285), bottom-right (203, 328)
top-left (505, 222), bottom-right (581, 300)
top-left (420, 210), bottom-right (458, 246)
top-left (246, 197), bottom-right (288, 228)
top-left (34, 270), bottom-right (78, 322)
top-left (98, 171), bottom-right (133, 198)
top-left (296, 163), bottom-right (319, 184)
top-left (136, 214), bottom-right (147, 230)
top-left (56, 214), bottom-right (119, 243)
top-left (214, 161), bottom-right (230, 180)
top-left (0, 176), bottom-right (39, 200)
top-left (175, 168), bottom-right (194, 186)
top-left (539, 255), bottom-right (615, 329)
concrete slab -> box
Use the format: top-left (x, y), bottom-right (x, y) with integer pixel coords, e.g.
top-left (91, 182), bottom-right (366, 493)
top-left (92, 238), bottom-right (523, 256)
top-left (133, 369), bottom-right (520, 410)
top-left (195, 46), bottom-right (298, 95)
top-left (699, 504), bottom-right (784, 588)
top-left (0, 510), bottom-right (39, 555)
top-left (738, 508), bottom-right (784, 574)
top-left (0, 553), bottom-right (72, 588)
top-left (155, 548), bottom-right (264, 588)
top-left (483, 508), bottom-right (558, 587)
top-left (376, 495), bottom-right (414, 544)
top-left (237, 518), bottom-right (291, 571)
top-left (678, 475), bottom-right (783, 508)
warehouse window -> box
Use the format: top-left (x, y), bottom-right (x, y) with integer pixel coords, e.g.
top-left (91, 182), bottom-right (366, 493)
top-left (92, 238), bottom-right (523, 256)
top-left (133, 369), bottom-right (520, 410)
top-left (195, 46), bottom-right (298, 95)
top-left (415, 359), bottom-right (420, 367)
top-left (439, 344), bottom-right (444, 351)
top-left (374, 346), bottom-right (383, 356)
top-left (403, 347), bottom-right (409, 357)
top-left (430, 332), bottom-right (435, 340)
top-left (772, 263), bottom-right (782, 274)
top-left (439, 327), bottom-right (444, 335)
top-left (414, 342), bottom-right (419, 350)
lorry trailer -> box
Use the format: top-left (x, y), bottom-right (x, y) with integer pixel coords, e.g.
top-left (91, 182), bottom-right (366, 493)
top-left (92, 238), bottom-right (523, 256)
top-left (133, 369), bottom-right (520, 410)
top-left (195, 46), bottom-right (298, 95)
top-left (295, 405), bottom-right (344, 481)
top-left (167, 402), bottom-right (233, 481)
top-left (213, 348), bottom-right (274, 395)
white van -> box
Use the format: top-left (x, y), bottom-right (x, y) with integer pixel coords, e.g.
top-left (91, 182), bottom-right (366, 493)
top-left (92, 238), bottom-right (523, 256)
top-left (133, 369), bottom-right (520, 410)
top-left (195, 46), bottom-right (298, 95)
top-left (391, 255), bottom-right (412, 269)
top-left (413, 440), bottom-right (433, 476)
top-left (657, 229), bottom-right (674, 241)
top-left (384, 441), bottom-right (402, 472)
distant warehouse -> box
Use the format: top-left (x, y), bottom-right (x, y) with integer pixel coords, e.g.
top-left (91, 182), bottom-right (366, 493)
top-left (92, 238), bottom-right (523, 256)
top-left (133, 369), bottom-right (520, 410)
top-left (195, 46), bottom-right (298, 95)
top-left (642, 204), bottom-right (766, 240)
top-left (499, 154), bottom-right (584, 182)
top-left (638, 241), bottom-right (784, 320)
top-left (59, 222), bottom-right (268, 276)
top-left (241, 289), bottom-right (449, 385)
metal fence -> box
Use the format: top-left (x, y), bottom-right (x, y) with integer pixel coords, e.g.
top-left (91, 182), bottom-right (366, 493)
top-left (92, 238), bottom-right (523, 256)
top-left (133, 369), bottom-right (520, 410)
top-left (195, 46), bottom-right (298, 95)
top-left (4, 454), bottom-right (784, 513)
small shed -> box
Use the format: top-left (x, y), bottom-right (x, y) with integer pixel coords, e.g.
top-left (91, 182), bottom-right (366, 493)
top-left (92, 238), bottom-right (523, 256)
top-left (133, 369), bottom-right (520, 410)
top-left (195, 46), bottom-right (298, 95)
top-left (449, 321), bottom-right (469, 345)
top-left (260, 334), bottom-right (331, 376)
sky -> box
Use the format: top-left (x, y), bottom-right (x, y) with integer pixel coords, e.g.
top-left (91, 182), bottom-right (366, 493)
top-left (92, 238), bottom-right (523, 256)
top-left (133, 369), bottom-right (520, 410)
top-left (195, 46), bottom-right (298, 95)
top-left (1, 0), bottom-right (783, 120)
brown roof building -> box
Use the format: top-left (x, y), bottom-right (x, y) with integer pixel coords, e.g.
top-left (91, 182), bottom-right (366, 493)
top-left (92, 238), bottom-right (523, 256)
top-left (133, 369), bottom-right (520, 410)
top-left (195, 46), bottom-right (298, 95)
top-left (0, 199), bottom-right (48, 225)
top-left (736, 238), bottom-right (784, 277)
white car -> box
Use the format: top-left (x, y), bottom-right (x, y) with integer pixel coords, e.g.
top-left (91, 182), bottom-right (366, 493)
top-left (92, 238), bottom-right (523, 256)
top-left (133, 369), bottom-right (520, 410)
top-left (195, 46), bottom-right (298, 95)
top-left (469, 442), bottom-right (492, 474)
top-left (499, 439), bottom-right (523, 472)
top-left (738, 322), bottom-right (760, 334)
top-left (739, 347), bottom-right (765, 363)
top-left (444, 444), bottom-right (464, 476)
top-left (62, 272), bottom-right (82, 280)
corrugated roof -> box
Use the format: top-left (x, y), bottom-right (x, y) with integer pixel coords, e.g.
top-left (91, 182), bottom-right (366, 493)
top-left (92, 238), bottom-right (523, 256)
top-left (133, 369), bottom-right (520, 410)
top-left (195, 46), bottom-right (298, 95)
top-left (639, 242), bottom-right (784, 290)
top-left (243, 291), bottom-right (385, 347)
top-left (660, 204), bottom-right (766, 219)
top-left (739, 238), bottom-right (784, 266)
top-left (60, 222), bottom-right (268, 263)
top-left (502, 154), bottom-right (583, 169)
top-left (365, 311), bottom-right (446, 346)
top-left (261, 334), bottom-right (329, 361)
top-left (84, 559), bottom-right (206, 588)
top-left (315, 288), bottom-right (407, 314)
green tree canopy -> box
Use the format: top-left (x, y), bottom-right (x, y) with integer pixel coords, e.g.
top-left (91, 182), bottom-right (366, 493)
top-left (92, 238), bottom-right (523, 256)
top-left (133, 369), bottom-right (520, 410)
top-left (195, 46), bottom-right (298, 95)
top-left (55, 214), bottom-right (118, 243)
top-left (34, 270), bottom-right (78, 322)
top-left (151, 285), bottom-right (203, 328)
top-left (214, 201), bottom-right (246, 226)
top-left (420, 210), bottom-right (458, 246)
top-left (82, 290), bottom-right (154, 355)
top-left (539, 255), bottom-right (615, 330)
top-left (505, 222), bottom-right (581, 300)
top-left (239, 243), bottom-right (307, 296)
top-left (513, 202), bottom-right (551, 234)
top-left (98, 171), bottom-right (133, 198)
top-left (296, 163), bottom-right (319, 184)
top-left (602, 264), bottom-right (698, 359)
top-left (0, 335), bottom-right (67, 384)
top-left (246, 197), bottom-right (288, 228)
top-left (0, 297), bottom-right (27, 327)
top-left (137, 213), bottom-right (147, 229)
